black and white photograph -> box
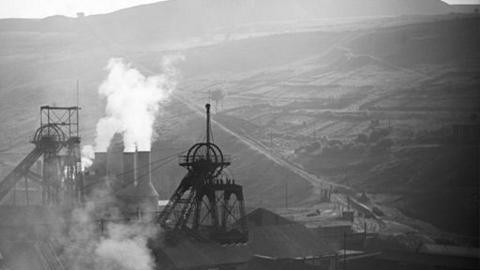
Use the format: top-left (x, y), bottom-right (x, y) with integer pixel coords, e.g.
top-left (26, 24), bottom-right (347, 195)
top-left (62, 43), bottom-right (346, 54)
top-left (0, 0), bottom-right (479, 269)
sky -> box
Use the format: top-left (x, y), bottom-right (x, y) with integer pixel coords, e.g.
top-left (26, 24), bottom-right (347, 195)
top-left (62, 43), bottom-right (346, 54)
top-left (0, 0), bottom-right (163, 18)
top-left (0, 0), bottom-right (479, 19)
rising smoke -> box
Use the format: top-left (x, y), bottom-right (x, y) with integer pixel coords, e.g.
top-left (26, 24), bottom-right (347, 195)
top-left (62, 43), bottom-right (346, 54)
top-left (95, 222), bottom-right (157, 270)
top-left (94, 55), bottom-right (184, 153)
top-left (71, 56), bottom-right (183, 268)
top-left (61, 187), bottom-right (159, 270)
top-left (81, 145), bottom-right (95, 171)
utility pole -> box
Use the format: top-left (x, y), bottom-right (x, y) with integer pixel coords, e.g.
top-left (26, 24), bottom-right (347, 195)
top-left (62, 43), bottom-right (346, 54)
top-left (284, 181), bottom-right (288, 209)
top-left (24, 177), bottom-right (29, 205)
top-left (12, 183), bottom-right (16, 205)
top-left (76, 80), bottom-right (80, 108)
top-left (344, 231), bottom-right (347, 270)
top-left (270, 131), bottom-right (273, 148)
top-left (363, 220), bottom-right (367, 248)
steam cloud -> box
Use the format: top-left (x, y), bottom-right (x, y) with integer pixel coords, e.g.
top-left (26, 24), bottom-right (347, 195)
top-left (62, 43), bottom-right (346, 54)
top-left (96, 223), bottom-right (157, 270)
top-left (62, 188), bottom-right (159, 270)
top-left (64, 56), bottom-right (183, 269)
top-left (81, 145), bottom-right (95, 170)
top-left (94, 56), bottom-right (183, 152)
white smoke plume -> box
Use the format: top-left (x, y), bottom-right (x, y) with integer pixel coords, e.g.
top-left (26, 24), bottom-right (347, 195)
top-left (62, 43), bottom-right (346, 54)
top-left (81, 145), bottom-right (95, 171)
top-left (94, 55), bottom-right (184, 152)
top-left (61, 187), bottom-right (159, 270)
top-left (61, 56), bottom-right (182, 269)
top-left (95, 222), bottom-right (157, 270)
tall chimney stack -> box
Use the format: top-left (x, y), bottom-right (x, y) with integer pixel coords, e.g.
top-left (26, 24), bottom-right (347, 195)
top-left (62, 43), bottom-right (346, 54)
top-left (93, 152), bottom-right (107, 177)
top-left (122, 152), bottom-right (136, 186)
top-left (136, 151), bottom-right (159, 201)
top-left (117, 151), bottom-right (159, 214)
top-left (107, 149), bottom-right (123, 178)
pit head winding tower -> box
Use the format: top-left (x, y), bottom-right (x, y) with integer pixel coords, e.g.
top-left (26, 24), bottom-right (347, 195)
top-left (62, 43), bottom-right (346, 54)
top-left (157, 104), bottom-right (248, 244)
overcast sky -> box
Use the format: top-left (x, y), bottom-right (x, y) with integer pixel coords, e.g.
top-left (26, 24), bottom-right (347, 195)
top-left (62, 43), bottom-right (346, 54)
top-left (0, 0), bottom-right (479, 19)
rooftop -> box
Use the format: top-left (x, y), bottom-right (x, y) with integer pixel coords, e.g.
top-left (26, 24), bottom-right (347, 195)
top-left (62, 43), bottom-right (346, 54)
top-left (154, 222), bottom-right (336, 269)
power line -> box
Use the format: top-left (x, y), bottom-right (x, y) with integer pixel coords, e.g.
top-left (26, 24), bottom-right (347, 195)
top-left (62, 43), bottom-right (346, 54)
top-left (114, 150), bottom-right (185, 178)
top-left (116, 153), bottom-right (179, 191)
top-left (83, 153), bottom-right (178, 191)
top-left (82, 151), bottom-right (183, 191)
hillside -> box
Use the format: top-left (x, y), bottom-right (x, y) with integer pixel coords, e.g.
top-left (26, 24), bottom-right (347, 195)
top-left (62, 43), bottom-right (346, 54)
top-left (0, 0), bottom-right (452, 48)
top-left (0, 0), bottom-right (478, 241)
top-left (451, 4), bottom-right (480, 13)
top-left (159, 15), bottom-right (479, 239)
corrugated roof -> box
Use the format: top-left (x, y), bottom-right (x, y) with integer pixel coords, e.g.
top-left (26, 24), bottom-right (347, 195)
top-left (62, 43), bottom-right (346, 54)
top-left (155, 222), bottom-right (335, 269)
top-left (250, 224), bottom-right (334, 259)
top-left (304, 218), bottom-right (352, 229)
top-left (157, 237), bottom-right (250, 269)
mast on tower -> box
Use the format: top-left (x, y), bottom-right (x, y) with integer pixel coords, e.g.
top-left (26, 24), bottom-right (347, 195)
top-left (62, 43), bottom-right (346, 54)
top-left (157, 103), bottom-right (248, 244)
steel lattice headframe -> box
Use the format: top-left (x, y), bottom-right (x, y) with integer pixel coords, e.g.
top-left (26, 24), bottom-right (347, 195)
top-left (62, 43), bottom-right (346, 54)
top-left (157, 104), bottom-right (248, 244)
top-left (0, 105), bottom-right (83, 205)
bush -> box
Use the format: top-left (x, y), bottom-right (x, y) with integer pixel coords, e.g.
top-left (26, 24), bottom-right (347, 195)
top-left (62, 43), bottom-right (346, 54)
top-left (306, 142), bottom-right (321, 152)
top-left (295, 142), bottom-right (321, 155)
top-left (327, 139), bottom-right (343, 146)
top-left (373, 206), bottom-right (385, 216)
top-left (356, 133), bottom-right (369, 144)
top-left (371, 138), bottom-right (393, 153)
top-left (350, 143), bottom-right (367, 154)
top-left (322, 144), bottom-right (342, 155)
top-left (369, 128), bottom-right (391, 143)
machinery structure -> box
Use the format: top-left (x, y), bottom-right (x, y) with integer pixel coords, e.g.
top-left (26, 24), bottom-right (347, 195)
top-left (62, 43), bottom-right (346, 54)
top-left (0, 106), bottom-right (82, 206)
top-left (157, 104), bottom-right (248, 244)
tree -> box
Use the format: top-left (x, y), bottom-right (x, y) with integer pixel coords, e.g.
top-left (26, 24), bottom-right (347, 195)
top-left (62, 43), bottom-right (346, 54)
top-left (371, 138), bottom-right (393, 153)
top-left (355, 133), bottom-right (369, 144)
top-left (210, 89), bottom-right (226, 112)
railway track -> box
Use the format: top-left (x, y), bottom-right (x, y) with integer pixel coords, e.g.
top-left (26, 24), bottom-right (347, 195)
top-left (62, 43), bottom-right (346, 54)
top-left (119, 31), bottom-right (381, 219)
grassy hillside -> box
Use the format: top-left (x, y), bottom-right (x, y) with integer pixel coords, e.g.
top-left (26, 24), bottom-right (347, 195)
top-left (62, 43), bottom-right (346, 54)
top-left (160, 15), bottom-right (479, 238)
top-left (0, 4), bottom-right (478, 240)
top-left (0, 0), bottom-right (452, 48)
